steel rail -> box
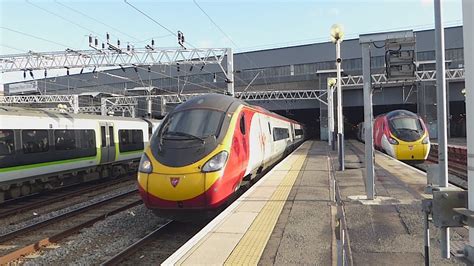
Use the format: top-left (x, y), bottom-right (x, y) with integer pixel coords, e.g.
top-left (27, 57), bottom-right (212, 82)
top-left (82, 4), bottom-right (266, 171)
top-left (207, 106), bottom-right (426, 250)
top-left (0, 190), bottom-right (141, 264)
top-left (0, 177), bottom-right (134, 219)
top-left (100, 220), bottom-right (175, 266)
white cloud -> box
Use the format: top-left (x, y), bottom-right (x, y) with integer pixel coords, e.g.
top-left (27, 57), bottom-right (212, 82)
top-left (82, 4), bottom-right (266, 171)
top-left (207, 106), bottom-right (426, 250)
top-left (329, 7), bottom-right (340, 16)
top-left (197, 39), bottom-right (214, 48)
top-left (421, 0), bottom-right (433, 7)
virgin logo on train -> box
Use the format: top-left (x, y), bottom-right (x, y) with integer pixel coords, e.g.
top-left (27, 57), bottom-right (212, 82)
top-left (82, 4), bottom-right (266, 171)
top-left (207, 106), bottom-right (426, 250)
top-left (170, 177), bottom-right (180, 187)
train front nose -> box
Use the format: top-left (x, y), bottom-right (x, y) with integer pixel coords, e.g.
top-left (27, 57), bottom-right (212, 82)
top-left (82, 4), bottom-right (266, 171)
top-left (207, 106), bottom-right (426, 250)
top-left (138, 169), bottom-right (208, 209)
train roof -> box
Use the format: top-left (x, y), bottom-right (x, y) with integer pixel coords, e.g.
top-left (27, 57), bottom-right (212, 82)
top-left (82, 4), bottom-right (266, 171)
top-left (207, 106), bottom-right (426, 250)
top-left (0, 106), bottom-right (150, 122)
top-left (173, 93), bottom-right (244, 113)
top-left (172, 93), bottom-right (300, 124)
top-left (385, 109), bottom-right (418, 119)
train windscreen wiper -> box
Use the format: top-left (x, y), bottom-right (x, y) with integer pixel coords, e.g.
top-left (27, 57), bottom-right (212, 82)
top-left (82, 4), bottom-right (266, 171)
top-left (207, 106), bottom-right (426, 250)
top-left (163, 131), bottom-right (205, 143)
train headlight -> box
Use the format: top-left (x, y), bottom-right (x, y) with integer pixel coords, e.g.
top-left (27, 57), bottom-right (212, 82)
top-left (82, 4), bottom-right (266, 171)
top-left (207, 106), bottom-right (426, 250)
top-left (422, 136), bottom-right (429, 144)
top-left (202, 151), bottom-right (228, 172)
top-left (139, 153), bottom-right (153, 174)
top-left (388, 136), bottom-right (399, 145)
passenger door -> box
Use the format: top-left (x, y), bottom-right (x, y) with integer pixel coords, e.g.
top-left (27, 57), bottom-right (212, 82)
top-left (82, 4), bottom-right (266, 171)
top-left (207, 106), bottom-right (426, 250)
top-left (99, 122), bottom-right (116, 164)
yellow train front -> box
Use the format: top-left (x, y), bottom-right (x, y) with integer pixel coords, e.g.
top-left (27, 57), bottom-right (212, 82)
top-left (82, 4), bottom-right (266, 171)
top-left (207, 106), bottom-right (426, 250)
top-left (137, 95), bottom-right (241, 218)
top-left (373, 110), bottom-right (430, 162)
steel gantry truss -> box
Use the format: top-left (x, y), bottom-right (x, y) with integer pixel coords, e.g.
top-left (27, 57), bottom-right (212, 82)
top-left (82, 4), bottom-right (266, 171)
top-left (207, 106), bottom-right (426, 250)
top-left (0, 48), bottom-right (229, 71)
top-left (0, 68), bottom-right (465, 117)
top-left (1, 47), bottom-right (235, 95)
top-left (98, 89), bottom-right (327, 116)
top-left (341, 68), bottom-right (465, 87)
top-left (0, 94), bottom-right (80, 113)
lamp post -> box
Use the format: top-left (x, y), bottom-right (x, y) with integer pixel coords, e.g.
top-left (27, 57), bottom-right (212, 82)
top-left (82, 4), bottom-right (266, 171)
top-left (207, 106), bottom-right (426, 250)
top-left (331, 24), bottom-right (345, 171)
top-left (327, 78), bottom-right (337, 149)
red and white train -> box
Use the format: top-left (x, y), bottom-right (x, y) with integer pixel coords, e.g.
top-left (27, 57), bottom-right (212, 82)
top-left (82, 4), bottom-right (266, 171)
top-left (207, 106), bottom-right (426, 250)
top-left (361, 109), bottom-right (430, 161)
top-left (137, 94), bottom-right (304, 218)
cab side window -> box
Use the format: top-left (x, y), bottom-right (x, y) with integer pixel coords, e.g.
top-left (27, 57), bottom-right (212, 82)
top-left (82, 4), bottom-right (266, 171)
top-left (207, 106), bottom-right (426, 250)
top-left (240, 114), bottom-right (246, 135)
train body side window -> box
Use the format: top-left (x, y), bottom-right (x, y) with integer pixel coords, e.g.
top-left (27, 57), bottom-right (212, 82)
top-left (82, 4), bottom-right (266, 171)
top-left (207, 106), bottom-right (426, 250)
top-left (22, 130), bottom-right (49, 154)
top-left (0, 130), bottom-right (15, 155)
top-left (268, 122), bottom-right (271, 134)
top-left (295, 129), bottom-right (303, 136)
top-left (109, 126), bottom-right (115, 147)
top-left (240, 114), bottom-right (246, 135)
top-left (54, 130), bottom-right (76, 150)
top-left (101, 127), bottom-right (107, 147)
top-left (119, 129), bottom-right (144, 152)
top-left (80, 130), bottom-right (96, 149)
top-left (273, 127), bottom-right (289, 141)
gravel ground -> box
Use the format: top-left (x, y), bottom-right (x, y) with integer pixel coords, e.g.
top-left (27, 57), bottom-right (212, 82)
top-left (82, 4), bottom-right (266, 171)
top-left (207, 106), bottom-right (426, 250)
top-left (22, 205), bottom-right (169, 265)
top-left (0, 179), bottom-right (136, 230)
top-left (0, 184), bottom-right (137, 236)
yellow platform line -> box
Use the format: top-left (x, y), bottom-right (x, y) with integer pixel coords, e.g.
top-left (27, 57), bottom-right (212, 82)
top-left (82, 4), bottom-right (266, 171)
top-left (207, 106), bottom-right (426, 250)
top-left (224, 145), bottom-right (310, 265)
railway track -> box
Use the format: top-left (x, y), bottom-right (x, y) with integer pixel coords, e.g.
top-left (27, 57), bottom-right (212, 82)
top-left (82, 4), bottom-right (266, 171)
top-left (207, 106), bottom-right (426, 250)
top-left (0, 189), bottom-right (142, 264)
top-left (101, 220), bottom-right (175, 265)
top-left (0, 176), bottom-right (135, 219)
top-left (348, 140), bottom-right (467, 189)
top-left (100, 220), bottom-right (208, 265)
top-left (426, 143), bottom-right (467, 180)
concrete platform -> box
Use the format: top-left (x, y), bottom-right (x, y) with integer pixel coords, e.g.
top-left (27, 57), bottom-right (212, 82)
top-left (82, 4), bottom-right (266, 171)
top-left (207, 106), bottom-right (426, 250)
top-left (163, 140), bottom-right (467, 265)
top-left (339, 140), bottom-right (466, 265)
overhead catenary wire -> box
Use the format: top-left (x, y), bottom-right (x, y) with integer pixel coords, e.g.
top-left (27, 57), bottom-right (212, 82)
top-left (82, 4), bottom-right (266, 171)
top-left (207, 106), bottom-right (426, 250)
top-left (123, 0), bottom-right (235, 93)
top-left (193, 0), bottom-right (270, 94)
top-left (0, 26), bottom-right (72, 49)
top-left (135, 34), bottom-right (174, 44)
top-left (26, 0), bottom-right (102, 37)
top-left (6, 2), bottom-right (223, 94)
top-left (134, 65), bottom-right (223, 93)
top-left (55, 0), bottom-right (140, 42)
top-left (123, 0), bottom-right (188, 47)
top-left (0, 43), bottom-right (29, 53)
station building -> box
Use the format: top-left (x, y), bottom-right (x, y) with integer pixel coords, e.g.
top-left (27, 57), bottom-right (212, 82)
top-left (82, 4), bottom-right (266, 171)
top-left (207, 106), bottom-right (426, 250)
top-left (3, 26), bottom-right (466, 140)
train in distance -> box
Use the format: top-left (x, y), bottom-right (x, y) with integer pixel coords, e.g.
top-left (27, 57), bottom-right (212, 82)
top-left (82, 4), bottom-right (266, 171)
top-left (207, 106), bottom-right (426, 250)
top-left (355, 109), bottom-right (430, 162)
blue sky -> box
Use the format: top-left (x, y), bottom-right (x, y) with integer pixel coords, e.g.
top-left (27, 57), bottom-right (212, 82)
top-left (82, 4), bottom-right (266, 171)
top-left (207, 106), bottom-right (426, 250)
top-left (0, 0), bottom-right (464, 54)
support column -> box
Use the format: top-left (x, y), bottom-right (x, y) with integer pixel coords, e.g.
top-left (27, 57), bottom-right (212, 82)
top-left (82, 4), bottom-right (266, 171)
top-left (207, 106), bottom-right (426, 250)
top-left (160, 96), bottom-right (167, 117)
top-left (101, 98), bottom-right (107, 116)
top-left (72, 95), bottom-right (79, 114)
top-left (320, 76), bottom-right (328, 141)
top-left (362, 43), bottom-right (375, 200)
top-left (336, 40), bottom-right (345, 171)
top-left (226, 48), bottom-right (234, 96)
top-left (328, 80), bottom-right (333, 145)
top-left (463, 0), bottom-right (474, 253)
top-left (147, 97), bottom-right (152, 118)
top-left (434, 0), bottom-right (449, 258)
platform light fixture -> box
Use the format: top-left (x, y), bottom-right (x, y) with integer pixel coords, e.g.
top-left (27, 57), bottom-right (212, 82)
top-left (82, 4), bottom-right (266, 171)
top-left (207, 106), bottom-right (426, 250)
top-left (330, 24), bottom-right (345, 171)
top-left (330, 24), bottom-right (344, 44)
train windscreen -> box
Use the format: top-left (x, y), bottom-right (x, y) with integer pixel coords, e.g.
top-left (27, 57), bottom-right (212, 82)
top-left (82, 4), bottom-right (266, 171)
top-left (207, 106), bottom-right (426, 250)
top-left (161, 109), bottom-right (224, 140)
top-left (388, 117), bottom-right (424, 142)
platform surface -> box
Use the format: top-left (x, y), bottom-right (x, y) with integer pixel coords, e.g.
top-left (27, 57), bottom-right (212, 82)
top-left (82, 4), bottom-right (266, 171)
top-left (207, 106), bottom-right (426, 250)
top-left (163, 140), bottom-right (467, 265)
top-left (339, 140), bottom-right (465, 265)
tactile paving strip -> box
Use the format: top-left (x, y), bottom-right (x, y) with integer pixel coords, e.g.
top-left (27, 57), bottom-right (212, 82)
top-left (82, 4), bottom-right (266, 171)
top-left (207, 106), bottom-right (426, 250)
top-left (224, 147), bottom-right (309, 265)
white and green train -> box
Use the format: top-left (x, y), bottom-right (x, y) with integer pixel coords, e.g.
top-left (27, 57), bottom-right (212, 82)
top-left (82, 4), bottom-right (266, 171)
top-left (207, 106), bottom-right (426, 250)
top-left (0, 107), bottom-right (160, 202)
